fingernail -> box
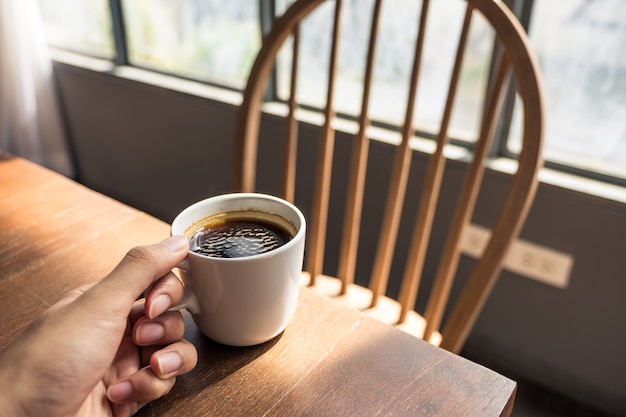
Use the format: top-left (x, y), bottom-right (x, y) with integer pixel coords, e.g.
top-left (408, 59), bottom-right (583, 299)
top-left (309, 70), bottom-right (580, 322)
top-left (136, 322), bottom-right (165, 345)
top-left (161, 235), bottom-right (188, 253)
top-left (157, 351), bottom-right (182, 376)
top-left (148, 294), bottom-right (171, 319)
top-left (108, 380), bottom-right (133, 403)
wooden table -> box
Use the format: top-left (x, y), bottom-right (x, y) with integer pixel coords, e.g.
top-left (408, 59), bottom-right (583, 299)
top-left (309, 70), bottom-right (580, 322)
top-left (0, 155), bottom-right (516, 416)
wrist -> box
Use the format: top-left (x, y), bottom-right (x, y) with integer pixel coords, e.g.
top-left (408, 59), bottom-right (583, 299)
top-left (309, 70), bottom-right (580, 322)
top-left (0, 331), bottom-right (47, 417)
top-left (0, 350), bottom-right (28, 417)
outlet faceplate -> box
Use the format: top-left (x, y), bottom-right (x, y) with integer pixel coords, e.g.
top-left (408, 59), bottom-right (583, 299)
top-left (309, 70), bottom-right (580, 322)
top-left (461, 224), bottom-right (573, 289)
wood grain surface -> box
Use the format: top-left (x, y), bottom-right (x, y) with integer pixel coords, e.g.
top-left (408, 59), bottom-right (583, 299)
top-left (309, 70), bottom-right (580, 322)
top-left (0, 155), bottom-right (516, 416)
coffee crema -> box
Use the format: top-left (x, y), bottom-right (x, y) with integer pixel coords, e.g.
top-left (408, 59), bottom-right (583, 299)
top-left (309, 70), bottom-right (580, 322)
top-left (187, 210), bottom-right (295, 259)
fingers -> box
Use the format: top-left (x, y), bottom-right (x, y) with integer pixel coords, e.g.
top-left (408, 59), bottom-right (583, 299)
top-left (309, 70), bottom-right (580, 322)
top-left (107, 367), bottom-right (175, 405)
top-left (144, 271), bottom-right (186, 319)
top-left (150, 340), bottom-right (197, 379)
top-left (107, 340), bottom-right (198, 405)
top-left (87, 236), bottom-right (189, 314)
top-left (133, 311), bottom-right (185, 347)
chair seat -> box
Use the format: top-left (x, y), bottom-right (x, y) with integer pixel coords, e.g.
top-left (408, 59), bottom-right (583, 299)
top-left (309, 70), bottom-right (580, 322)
top-left (301, 272), bottom-right (442, 346)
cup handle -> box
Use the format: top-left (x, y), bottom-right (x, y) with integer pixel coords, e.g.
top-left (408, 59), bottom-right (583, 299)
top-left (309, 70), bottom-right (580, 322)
top-left (169, 258), bottom-right (200, 315)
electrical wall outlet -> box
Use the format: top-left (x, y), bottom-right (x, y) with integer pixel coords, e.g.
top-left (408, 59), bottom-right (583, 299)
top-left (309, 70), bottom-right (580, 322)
top-left (461, 223), bottom-right (574, 289)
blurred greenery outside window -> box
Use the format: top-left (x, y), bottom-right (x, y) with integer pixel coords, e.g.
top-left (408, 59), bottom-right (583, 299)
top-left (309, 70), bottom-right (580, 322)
top-left (274, 0), bottom-right (493, 143)
top-left (37, 0), bottom-right (626, 183)
top-left (511, 0), bottom-right (626, 181)
top-left (122, 0), bottom-right (261, 89)
top-left (38, 0), bottom-right (115, 58)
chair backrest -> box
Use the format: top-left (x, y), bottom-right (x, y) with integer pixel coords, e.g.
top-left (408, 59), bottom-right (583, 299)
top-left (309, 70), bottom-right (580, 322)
top-left (233, 0), bottom-right (544, 353)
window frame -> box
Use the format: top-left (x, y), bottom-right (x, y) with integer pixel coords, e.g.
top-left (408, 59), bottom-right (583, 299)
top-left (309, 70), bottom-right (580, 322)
top-left (109, 0), bottom-right (128, 65)
top-left (495, 0), bottom-right (626, 187)
top-left (102, 0), bottom-right (625, 187)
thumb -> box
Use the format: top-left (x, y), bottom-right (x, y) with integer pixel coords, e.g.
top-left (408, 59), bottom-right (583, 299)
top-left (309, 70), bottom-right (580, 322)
top-left (79, 236), bottom-right (189, 314)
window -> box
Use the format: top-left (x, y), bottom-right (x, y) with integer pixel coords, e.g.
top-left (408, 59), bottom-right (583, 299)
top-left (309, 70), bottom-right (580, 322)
top-left (509, 0), bottom-right (626, 182)
top-left (275, 0), bottom-right (493, 142)
top-left (38, 0), bottom-right (114, 58)
top-left (121, 0), bottom-right (261, 89)
top-left (38, 0), bottom-right (626, 184)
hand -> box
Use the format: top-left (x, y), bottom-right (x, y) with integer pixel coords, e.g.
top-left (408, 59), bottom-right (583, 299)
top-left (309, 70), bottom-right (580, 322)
top-left (0, 236), bottom-right (198, 417)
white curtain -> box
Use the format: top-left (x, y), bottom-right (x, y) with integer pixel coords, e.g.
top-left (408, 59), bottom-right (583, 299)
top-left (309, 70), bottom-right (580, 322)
top-left (0, 0), bottom-right (74, 177)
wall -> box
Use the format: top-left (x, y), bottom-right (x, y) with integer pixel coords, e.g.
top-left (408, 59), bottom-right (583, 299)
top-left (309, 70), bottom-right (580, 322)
top-left (54, 60), bottom-right (626, 416)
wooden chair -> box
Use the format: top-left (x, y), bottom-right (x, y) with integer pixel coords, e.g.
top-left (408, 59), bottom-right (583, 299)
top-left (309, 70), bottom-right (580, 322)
top-left (233, 0), bottom-right (544, 354)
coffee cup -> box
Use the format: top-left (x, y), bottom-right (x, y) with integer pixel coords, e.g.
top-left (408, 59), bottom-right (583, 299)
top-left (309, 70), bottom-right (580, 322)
top-left (170, 193), bottom-right (306, 346)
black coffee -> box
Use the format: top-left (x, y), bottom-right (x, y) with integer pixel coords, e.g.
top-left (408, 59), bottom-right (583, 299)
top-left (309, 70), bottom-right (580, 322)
top-left (188, 211), bottom-right (294, 258)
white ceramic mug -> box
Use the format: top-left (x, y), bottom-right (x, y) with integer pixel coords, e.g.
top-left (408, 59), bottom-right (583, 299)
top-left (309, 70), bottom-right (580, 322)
top-left (170, 193), bottom-right (306, 346)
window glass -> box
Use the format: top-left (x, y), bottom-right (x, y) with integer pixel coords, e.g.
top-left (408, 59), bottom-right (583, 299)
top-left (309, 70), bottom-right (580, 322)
top-left (122, 0), bottom-right (261, 89)
top-left (38, 0), bottom-right (114, 58)
top-left (509, 0), bottom-right (626, 179)
top-left (274, 0), bottom-right (493, 141)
